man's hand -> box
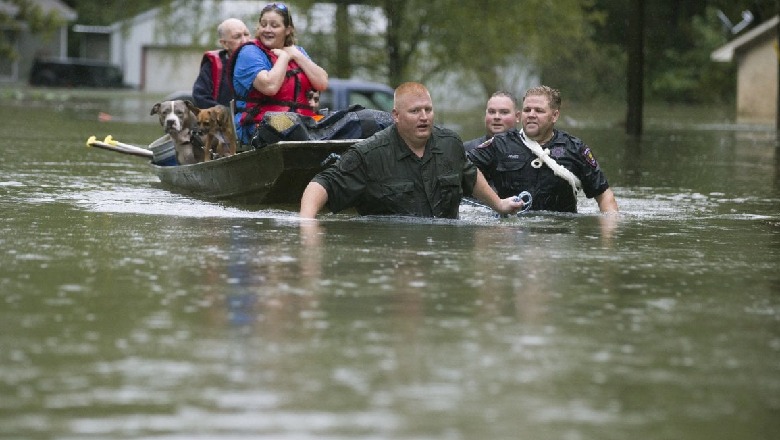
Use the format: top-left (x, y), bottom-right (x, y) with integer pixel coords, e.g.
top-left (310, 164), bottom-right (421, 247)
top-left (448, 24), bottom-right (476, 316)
top-left (493, 196), bottom-right (525, 215)
top-left (471, 170), bottom-right (526, 215)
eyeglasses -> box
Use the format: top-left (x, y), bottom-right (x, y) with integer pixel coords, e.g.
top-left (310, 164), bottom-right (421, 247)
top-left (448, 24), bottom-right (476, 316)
top-left (263, 3), bottom-right (287, 13)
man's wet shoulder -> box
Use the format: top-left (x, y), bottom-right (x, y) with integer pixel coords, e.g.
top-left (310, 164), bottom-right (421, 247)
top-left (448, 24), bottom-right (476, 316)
top-left (432, 125), bottom-right (462, 141)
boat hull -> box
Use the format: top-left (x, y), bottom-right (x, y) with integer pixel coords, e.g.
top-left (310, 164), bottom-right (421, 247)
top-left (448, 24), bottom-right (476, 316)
top-left (149, 140), bottom-right (355, 204)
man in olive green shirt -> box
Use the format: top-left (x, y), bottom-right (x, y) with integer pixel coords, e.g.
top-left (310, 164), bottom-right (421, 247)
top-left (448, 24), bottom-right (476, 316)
top-left (299, 82), bottom-right (524, 219)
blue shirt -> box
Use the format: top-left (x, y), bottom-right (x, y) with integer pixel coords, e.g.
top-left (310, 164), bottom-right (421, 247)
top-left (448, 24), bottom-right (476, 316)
top-left (232, 44), bottom-right (312, 144)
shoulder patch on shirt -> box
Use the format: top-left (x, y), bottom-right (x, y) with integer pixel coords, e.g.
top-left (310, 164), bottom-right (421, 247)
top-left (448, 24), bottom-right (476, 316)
top-left (338, 151), bottom-right (361, 173)
top-left (551, 146), bottom-right (566, 158)
top-left (476, 137), bottom-right (494, 149)
top-left (582, 146), bottom-right (599, 168)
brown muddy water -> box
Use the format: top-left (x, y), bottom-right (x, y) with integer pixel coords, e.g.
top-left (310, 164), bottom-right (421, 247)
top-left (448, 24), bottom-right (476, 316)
top-left (0, 87), bottom-right (778, 439)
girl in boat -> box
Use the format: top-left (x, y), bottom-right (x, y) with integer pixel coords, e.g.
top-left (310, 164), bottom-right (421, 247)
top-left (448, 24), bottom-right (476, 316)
top-left (230, 3), bottom-right (328, 146)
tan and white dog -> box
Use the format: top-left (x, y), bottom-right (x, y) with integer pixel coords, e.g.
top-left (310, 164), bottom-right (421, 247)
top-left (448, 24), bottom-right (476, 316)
top-left (150, 100), bottom-right (203, 164)
top-left (192, 104), bottom-right (237, 161)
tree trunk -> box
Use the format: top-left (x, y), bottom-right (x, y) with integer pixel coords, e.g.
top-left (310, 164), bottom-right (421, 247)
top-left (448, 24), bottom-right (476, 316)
top-left (384, 0), bottom-right (405, 87)
top-left (334, 2), bottom-right (351, 78)
top-left (626, 0), bottom-right (644, 136)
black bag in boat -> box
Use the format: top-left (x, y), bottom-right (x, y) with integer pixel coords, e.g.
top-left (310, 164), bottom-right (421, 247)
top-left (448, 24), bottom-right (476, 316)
top-left (251, 104), bottom-right (393, 148)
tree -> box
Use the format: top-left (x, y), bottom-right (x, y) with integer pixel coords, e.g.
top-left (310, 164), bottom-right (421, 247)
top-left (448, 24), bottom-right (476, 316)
top-left (48, 0), bottom-right (757, 106)
top-left (294, 0), bottom-right (375, 79)
top-left (590, 0), bottom-right (766, 103)
top-left (0, 0), bottom-right (64, 60)
top-left (425, 0), bottom-right (600, 97)
top-left (298, 0), bottom-right (433, 86)
top-left (65, 0), bottom-right (173, 25)
top-left (626, 0), bottom-right (644, 136)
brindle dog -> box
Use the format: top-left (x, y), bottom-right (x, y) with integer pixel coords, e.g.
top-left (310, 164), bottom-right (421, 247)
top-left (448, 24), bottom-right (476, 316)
top-left (149, 100), bottom-right (203, 165)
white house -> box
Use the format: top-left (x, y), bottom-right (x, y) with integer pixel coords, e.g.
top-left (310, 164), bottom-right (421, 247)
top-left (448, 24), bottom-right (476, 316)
top-left (0, 0), bottom-right (77, 83)
top-left (107, 0), bottom-right (255, 92)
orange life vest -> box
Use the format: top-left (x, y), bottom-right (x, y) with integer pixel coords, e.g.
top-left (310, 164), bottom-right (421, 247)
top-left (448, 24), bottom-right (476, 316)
top-left (229, 40), bottom-right (315, 126)
top-left (201, 50), bottom-right (223, 101)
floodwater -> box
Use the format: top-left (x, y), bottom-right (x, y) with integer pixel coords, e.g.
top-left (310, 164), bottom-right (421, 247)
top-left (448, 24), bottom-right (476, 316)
top-left (1, 88), bottom-right (779, 440)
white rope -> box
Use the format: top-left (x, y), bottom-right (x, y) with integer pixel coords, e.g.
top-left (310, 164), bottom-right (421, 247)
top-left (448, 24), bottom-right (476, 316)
top-left (518, 129), bottom-right (581, 197)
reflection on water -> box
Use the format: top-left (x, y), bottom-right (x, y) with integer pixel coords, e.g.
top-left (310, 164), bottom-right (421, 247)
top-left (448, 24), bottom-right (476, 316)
top-left (0, 92), bottom-right (779, 439)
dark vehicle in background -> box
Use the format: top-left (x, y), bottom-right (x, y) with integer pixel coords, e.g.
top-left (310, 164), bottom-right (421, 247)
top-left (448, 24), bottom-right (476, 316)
top-left (29, 58), bottom-right (125, 88)
top-left (317, 78), bottom-right (394, 112)
top-left (164, 78), bottom-right (394, 113)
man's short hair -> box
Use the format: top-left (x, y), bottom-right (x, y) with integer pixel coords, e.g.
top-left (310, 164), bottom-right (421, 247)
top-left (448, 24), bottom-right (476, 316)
top-left (489, 90), bottom-right (517, 107)
top-left (523, 85), bottom-right (561, 110)
top-left (394, 82), bottom-right (429, 100)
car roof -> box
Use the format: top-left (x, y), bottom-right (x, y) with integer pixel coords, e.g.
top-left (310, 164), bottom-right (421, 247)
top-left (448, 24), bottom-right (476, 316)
top-left (326, 78), bottom-right (394, 93)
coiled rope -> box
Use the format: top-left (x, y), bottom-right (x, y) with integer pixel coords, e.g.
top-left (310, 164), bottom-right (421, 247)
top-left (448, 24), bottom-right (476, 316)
top-left (517, 129), bottom-right (581, 197)
top-left (515, 190), bottom-right (533, 214)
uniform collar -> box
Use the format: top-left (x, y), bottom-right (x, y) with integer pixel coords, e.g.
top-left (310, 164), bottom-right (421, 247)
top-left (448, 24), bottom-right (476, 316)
top-left (392, 125), bottom-right (440, 161)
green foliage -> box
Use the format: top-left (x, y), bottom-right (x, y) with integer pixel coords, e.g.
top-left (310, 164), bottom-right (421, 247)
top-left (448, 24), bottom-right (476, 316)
top-left (522, 0), bottom-right (629, 102)
top-left (304, 0), bottom-right (744, 103)
top-left (296, 1), bottom-right (389, 80)
top-left (587, 0), bottom-right (754, 104)
top-left (348, 0), bottom-right (602, 93)
top-left (648, 7), bottom-right (736, 104)
top-left (538, 40), bottom-right (627, 103)
top-left (68, 0), bottom-right (174, 25)
top-left (9, 0), bottom-right (749, 106)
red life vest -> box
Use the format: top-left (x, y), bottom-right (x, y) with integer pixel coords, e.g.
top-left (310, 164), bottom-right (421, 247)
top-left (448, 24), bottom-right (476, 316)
top-left (201, 50), bottom-right (223, 101)
top-left (229, 40), bottom-right (315, 126)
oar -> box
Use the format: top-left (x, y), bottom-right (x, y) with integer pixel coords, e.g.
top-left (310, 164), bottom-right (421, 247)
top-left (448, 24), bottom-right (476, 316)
top-left (86, 135), bottom-right (153, 159)
top-left (102, 135), bottom-right (148, 152)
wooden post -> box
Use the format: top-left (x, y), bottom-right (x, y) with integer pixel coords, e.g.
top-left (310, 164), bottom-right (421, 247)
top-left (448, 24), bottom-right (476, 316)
top-left (626, 0), bottom-right (645, 137)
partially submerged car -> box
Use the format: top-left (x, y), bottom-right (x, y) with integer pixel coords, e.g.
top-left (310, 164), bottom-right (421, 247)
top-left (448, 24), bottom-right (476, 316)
top-left (29, 57), bottom-right (125, 88)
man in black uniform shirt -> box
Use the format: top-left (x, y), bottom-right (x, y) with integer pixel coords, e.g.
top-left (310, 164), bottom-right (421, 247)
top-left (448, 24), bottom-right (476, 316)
top-left (468, 85), bottom-right (618, 213)
top-left (299, 82), bottom-right (524, 219)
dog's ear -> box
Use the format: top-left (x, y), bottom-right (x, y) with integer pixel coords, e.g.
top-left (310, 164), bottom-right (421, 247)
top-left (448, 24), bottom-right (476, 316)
top-left (150, 102), bottom-right (162, 116)
top-left (184, 100), bottom-right (200, 115)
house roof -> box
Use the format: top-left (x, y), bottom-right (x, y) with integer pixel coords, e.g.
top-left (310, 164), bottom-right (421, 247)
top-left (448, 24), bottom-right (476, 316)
top-left (72, 24), bottom-right (113, 34)
top-left (711, 15), bottom-right (779, 62)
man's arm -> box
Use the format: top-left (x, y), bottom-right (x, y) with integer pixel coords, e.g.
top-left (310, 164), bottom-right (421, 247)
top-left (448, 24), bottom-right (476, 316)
top-left (471, 170), bottom-right (523, 215)
top-left (192, 61), bottom-right (218, 109)
top-left (595, 188), bottom-right (619, 213)
top-left (300, 182), bottom-right (329, 218)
